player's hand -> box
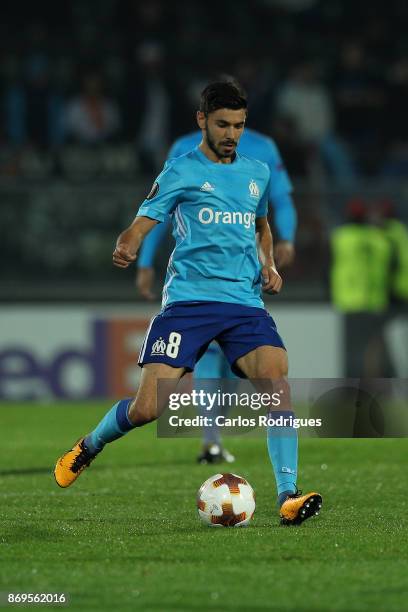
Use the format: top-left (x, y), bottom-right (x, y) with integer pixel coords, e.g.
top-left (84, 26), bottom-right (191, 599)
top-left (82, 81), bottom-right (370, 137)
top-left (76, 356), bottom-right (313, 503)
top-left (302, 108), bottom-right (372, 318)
top-left (136, 267), bottom-right (156, 300)
top-left (274, 241), bottom-right (295, 269)
top-left (261, 264), bottom-right (282, 294)
top-left (113, 244), bottom-right (137, 268)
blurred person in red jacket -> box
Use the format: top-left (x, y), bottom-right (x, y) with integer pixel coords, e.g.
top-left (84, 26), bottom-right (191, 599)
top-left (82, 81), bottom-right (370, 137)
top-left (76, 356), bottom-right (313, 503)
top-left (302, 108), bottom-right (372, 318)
top-left (64, 71), bottom-right (121, 145)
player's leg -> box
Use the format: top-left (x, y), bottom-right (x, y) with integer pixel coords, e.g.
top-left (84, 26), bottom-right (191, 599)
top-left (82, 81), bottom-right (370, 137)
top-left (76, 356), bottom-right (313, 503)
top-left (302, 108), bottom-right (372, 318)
top-left (236, 345), bottom-right (322, 525)
top-left (195, 343), bottom-right (235, 464)
top-left (236, 345), bottom-right (296, 497)
top-left (54, 363), bottom-right (184, 488)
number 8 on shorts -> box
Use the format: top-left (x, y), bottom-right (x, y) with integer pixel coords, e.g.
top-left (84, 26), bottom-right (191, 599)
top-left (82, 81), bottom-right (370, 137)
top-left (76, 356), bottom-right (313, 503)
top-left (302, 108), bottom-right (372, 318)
top-left (166, 332), bottom-right (182, 358)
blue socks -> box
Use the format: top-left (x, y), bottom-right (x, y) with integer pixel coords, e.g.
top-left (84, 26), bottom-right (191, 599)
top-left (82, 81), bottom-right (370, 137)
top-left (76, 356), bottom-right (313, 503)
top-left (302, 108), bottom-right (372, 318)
top-left (199, 399), bottom-right (222, 446)
top-left (84, 398), bottom-right (135, 456)
top-left (83, 400), bottom-right (299, 507)
top-left (267, 410), bottom-right (298, 502)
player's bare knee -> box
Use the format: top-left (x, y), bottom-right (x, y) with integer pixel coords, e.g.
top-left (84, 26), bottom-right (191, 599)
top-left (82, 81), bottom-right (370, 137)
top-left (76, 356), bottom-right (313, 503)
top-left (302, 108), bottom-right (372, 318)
top-left (255, 349), bottom-right (288, 380)
top-left (253, 374), bottom-right (291, 409)
top-left (276, 352), bottom-right (289, 378)
top-left (255, 364), bottom-right (288, 380)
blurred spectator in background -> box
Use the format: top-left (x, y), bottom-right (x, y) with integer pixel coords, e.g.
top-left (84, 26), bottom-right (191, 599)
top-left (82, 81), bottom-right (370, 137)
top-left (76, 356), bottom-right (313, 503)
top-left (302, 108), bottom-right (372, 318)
top-left (271, 114), bottom-right (309, 178)
top-left (331, 199), bottom-right (391, 314)
top-left (3, 23), bottom-right (65, 150)
top-left (233, 57), bottom-right (275, 131)
top-left (0, 0), bottom-right (405, 184)
top-left (382, 56), bottom-right (408, 177)
top-left (25, 55), bottom-right (64, 149)
top-left (375, 199), bottom-right (408, 304)
top-left (277, 61), bottom-right (356, 185)
top-left (64, 71), bottom-right (121, 144)
top-left (4, 54), bottom-right (64, 149)
top-left (375, 198), bottom-right (408, 378)
top-left (2, 55), bottom-right (24, 147)
top-left (333, 41), bottom-right (386, 174)
top-left (330, 199), bottom-right (392, 376)
top-left (119, 0), bottom-right (169, 48)
top-left (126, 41), bottom-right (171, 174)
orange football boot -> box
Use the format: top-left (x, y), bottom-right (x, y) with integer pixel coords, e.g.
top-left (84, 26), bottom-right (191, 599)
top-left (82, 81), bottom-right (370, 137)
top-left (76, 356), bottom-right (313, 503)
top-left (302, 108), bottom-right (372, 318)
top-left (54, 438), bottom-right (95, 488)
top-left (280, 490), bottom-right (322, 525)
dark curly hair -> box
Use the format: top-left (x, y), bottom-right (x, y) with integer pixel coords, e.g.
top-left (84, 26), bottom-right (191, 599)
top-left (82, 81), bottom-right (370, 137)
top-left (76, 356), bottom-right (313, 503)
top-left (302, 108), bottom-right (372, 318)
top-left (199, 80), bottom-right (247, 117)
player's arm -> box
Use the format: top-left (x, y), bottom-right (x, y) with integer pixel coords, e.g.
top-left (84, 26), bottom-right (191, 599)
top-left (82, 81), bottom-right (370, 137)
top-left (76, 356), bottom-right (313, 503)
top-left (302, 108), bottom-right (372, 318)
top-left (114, 161), bottom-right (183, 269)
top-left (113, 216), bottom-right (158, 268)
top-left (255, 216), bottom-right (282, 294)
top-left (135, 141), bottom-right (189, 298)
top-left (272, 192), bottom-right (297, 269)
top-left (136, 137), bottom-right (187, 268)
top-left (136, 219), bottom-right (171, 300)
top-left (266, 139), bottom-right (297, 268)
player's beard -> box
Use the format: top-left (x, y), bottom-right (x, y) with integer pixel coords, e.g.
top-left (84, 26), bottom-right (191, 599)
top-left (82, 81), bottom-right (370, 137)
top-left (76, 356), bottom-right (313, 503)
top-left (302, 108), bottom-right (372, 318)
top-left (205, 123), bottom-right (236, 160)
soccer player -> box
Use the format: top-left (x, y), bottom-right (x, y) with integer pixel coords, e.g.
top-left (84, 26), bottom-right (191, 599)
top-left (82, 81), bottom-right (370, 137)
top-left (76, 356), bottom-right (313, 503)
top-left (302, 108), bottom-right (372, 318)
top-left (137, 109), bottom-right (297, 464)
top-left (54, 81), bottom-right (322, 525)
top-left (137, 127), bottom-right (296, 299)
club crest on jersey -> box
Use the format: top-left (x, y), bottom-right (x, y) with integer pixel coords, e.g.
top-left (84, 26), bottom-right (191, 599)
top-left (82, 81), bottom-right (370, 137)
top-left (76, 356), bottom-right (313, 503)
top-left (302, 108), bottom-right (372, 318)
top-left (151, 337), bottom-right (166, 355)
top-left (249, 179), bottom-right (260, 199)
top-left (146, 181), bottom-right (159, 200)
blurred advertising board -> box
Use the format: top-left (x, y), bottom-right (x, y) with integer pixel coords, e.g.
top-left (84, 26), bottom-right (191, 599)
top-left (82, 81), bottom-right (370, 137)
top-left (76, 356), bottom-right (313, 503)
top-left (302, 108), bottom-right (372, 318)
top-left (0, 304), bottom-right (341, 400)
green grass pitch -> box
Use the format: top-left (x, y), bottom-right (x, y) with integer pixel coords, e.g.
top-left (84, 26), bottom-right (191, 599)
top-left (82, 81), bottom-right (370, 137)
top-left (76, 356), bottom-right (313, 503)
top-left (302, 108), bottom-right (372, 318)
top-left (1, 402), bottom-right (408, 611)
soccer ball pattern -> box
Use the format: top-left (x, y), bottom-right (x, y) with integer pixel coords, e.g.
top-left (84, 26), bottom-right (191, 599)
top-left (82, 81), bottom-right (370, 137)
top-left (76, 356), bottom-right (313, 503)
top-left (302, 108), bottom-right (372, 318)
top-left (197, 473), bottom-right (256, 527)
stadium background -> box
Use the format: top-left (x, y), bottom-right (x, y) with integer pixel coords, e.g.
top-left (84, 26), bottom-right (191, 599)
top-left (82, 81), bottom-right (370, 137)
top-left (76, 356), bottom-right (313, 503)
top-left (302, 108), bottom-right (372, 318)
top-left (1, 2), bottom-right (408, 611)
top-left (1, 0), bottom-right (408, 398)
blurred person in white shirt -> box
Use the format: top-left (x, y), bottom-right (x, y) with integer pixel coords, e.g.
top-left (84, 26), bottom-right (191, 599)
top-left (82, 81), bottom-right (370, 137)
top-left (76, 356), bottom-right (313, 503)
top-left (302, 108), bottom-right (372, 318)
top-left (277, 61), bottom-right (356, 185)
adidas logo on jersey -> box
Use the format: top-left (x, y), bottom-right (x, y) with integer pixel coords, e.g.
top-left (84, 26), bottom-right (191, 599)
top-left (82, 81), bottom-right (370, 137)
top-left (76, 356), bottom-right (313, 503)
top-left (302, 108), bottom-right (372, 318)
top-left (200, 182), bottom-right (215, 192)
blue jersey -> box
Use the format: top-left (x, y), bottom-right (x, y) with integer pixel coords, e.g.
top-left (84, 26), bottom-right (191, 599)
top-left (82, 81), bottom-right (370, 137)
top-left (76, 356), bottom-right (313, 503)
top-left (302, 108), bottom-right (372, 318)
top-left (137, 147), bottom-right (270, 308)
top-left (168, 128), bottom-right (292, 204)
top-left (137, 128), bottom-right (296, 268)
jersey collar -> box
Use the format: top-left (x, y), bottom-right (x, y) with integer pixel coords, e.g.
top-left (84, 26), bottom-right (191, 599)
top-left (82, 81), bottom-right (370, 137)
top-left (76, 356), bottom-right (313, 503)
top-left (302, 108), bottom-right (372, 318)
top-left (195, 146), bottom-right (240, 167)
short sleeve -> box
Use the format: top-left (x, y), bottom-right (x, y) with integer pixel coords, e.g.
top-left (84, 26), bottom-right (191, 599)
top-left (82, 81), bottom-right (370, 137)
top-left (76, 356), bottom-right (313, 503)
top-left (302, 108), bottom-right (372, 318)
top-left (266, 139), bottom-right (293, 202)
top-left (136, 161), bottom-right (184, 223)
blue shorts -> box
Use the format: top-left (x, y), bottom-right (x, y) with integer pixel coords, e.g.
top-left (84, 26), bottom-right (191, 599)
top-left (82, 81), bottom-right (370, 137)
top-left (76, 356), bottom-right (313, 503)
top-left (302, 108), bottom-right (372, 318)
top-left (138, 301), bottom-right (285, 378)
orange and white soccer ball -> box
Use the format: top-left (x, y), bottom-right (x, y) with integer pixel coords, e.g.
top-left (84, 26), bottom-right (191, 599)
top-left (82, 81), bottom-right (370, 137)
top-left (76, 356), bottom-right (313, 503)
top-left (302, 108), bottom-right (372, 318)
top-left (197, 473), bottom-right (256, 527)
